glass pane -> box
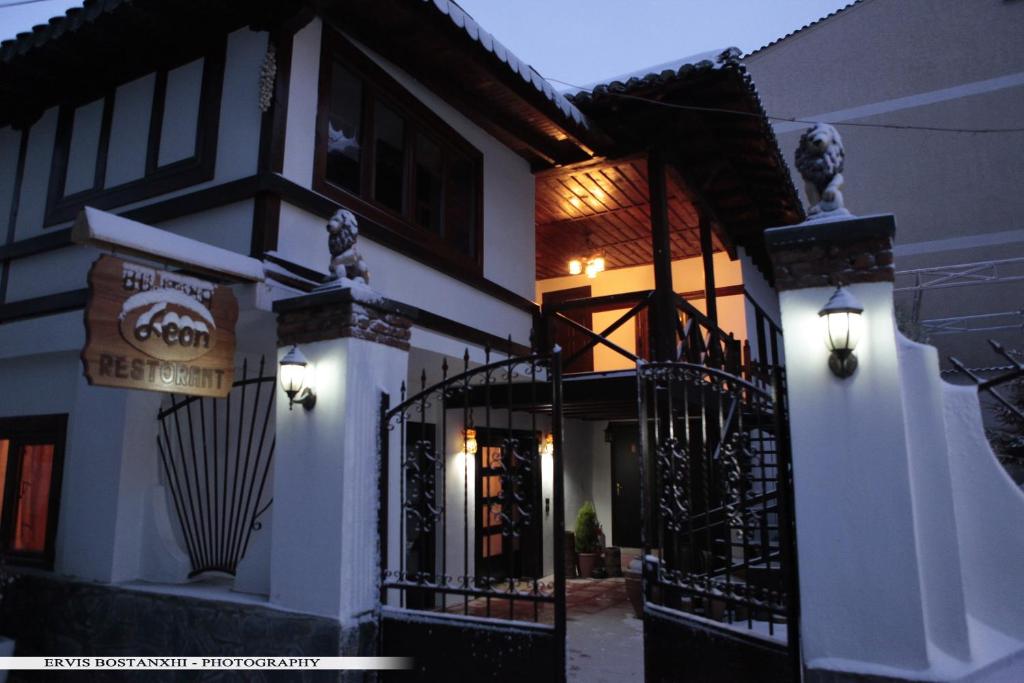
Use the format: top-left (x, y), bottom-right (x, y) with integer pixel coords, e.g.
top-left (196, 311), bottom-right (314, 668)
top-left (482, 503), bottom-right (502, 528)
top-left (0, 439), bottom-right (8, 525)
top-left (13, 443), bottom-right (55, 553)
top-left (414, 134), bottom-right (443, 234)
top-left (484, 533), bottom-right (502, 558)
top-left (483, 475), bottom-right (502, 498)
top-left (325, 62), bottom-right (363, 193)
top-left (373, 102), bottom-right (406, 212)
top-left (445, 153), bottom-right (478, 257)
top-left (484, 446), bottom-right (502, 470)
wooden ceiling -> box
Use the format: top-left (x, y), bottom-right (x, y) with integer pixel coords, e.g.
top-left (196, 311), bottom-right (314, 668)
top-left (535, 156), bottom-right (724, 280)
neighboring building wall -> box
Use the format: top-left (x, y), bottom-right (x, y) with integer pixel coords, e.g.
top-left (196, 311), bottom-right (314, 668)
top-left (744, 0), bottom-right (1024, 365)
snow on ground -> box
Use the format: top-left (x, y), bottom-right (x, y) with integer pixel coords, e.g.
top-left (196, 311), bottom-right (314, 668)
top-left (566, 594), bottom-right (643, 682)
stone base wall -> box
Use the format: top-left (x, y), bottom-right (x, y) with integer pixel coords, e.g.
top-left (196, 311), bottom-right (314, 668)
top-left (765, 214), bottom-right (896, 290)
top-left (0, 574), bottom-right (377, 682)
top-left (274, 288), bottom-right (412, 351)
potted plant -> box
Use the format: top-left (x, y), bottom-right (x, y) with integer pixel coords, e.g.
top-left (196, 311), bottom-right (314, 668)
top-left (574, 502), bottom-right (602, 579)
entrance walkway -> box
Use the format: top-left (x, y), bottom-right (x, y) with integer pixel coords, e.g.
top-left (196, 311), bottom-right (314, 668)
top-left (566, 578), bottom-right (644, 682)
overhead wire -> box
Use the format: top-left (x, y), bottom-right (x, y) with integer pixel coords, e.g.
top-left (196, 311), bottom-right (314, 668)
top-left (545, 77), bottom-right (1024, 135)
top-left (0, 0), bottom-right (69, 9)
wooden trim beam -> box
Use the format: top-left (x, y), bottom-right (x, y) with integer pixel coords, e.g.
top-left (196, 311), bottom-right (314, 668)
top-left (699, 210), bottom-right (718, 325)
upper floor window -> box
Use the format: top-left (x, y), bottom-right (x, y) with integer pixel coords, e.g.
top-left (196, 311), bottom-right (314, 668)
top-left (0, 414), bottom-right (67, 568)
top-left (315, 31), bottom-right (483, 269)
top-left (44, 41), bottom-right (226, 226)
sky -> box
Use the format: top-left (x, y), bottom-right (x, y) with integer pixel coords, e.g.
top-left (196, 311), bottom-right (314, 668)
top-left (1, 0), bottom-right (854, 86)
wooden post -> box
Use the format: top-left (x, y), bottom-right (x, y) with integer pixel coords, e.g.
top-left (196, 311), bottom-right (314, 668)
top-left (699, 211), bottom-right (718, 325)
top-left (647, 149), bottom-right (677, 362)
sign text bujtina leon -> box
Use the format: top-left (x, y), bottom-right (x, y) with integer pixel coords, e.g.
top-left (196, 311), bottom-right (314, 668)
top-left (81, 255), bottom-right (238, 398)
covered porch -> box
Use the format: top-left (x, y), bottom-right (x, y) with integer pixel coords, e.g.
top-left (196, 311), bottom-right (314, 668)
top-left (532, 53), bottom-right (802, 380)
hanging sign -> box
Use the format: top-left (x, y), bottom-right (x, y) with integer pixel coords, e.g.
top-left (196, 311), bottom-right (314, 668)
top-left (81, 255), bottom-right (238, 398)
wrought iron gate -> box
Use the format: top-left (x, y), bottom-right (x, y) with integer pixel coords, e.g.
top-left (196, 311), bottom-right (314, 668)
top-left (156, 357), bottom-right (275, 577)
top-left (637, 360), bottom-right (800, 682)
top-left (378, 349), bottom-right (566, 682)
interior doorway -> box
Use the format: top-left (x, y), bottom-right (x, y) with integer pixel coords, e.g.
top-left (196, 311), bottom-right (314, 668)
top-left (609, 423), bottom-right (642, 549)
top-left (542, 286), bottom-right (594, 373)
top-left (475, 428), bottom-right (542, 581)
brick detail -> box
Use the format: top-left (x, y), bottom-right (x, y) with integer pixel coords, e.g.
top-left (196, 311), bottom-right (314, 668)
top-left (276, 294), bottom-right (412, 350)
top-left (765, 215), bottom-right (896, 291)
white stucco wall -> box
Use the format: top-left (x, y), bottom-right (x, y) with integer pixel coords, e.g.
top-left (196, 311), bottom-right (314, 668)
top-left (780, 274), bottom-right (1024, 679)
top-left (778, 281), bottom-right (930, 671)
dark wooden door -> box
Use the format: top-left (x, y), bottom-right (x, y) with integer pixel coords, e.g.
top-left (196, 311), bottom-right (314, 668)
top-left (476, 429), bottom-right (541, 580)
top-left (543, 286), bottom-right (593, 373)
top-left (610, 423), bottom-right (642, 548)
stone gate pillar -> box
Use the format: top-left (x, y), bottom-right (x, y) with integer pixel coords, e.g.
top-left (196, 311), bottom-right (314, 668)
top-left (767, 215), bottom-right (942, 678)
top-left (269, 287), bottom-right (410, 653)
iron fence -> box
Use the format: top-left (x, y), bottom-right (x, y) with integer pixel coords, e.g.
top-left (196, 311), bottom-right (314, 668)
top-left (379, 348), bottom-right (566, 632)
top-left (156, 357), bottom-right (275, 577)
top-left (637, 360), bottom-right (797, 643)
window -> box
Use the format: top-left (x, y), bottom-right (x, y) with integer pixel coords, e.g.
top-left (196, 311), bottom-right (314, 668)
top-left (315, 31), bottom-right (483, 269)
top-left (0, 415), bottom-right (67, 567)
top-left (44, 41), bottom-right (226, 226)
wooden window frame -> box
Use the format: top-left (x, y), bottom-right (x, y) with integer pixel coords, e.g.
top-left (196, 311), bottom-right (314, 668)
top-left (43, 39), bottom-right (226, 227)
top-left (314, 28), bottom-right (485, 273)
top-left (0, 414), bottom-right (68, 569)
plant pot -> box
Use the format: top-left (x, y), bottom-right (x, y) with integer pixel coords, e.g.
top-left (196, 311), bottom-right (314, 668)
top-left (565, 532), bottom-right (578, 578)
top-left (624, 556), bottom-right (643, 618)
top-left (577, 552), bottom-right (600, 579)
top-left (604, 546), bottom-right (622, 577)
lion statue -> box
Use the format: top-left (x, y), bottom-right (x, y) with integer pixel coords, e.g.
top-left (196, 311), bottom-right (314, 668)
top-left (325, 208), bottom-right (369, 285)
top-left (794, 123), bottom-right (847, 217)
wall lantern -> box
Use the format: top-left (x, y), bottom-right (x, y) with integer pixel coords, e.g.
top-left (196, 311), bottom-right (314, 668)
top-left (541, 433), bottom-right (554, 458)
top-left (818, 286), bottom-right (864, 379)
top-left (463, 427), bottom-right (478, 456)
top-left (279, 345), bottom-right (317, 410)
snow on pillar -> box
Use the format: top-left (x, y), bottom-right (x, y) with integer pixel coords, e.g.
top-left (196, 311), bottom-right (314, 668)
top-left (766, 215), bottom-right (935, 675)
top-left (269, 287), bottom-right (410, 635)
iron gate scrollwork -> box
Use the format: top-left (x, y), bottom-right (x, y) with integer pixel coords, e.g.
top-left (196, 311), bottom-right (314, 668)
top-left (156, 357), bottom-right (275, 577)
top-left (638, 360), bottom-right (800, 680)
top-left (379, 349), bottom-right (566, 682)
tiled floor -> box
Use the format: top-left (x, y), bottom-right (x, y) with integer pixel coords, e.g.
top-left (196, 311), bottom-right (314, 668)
top-left (564, 577), bottom-right (630, 614)
top-left (439, 576), bottom-right (630, 623)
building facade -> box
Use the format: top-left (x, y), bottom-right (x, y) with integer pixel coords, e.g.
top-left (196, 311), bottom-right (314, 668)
top-left (744, 0), bottom-right (1024, 368)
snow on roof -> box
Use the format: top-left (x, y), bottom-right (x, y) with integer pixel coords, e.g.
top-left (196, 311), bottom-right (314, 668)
top-left (72, 207), bottom-right (265, 283)
top-left (422, 0), bottom-right (589, 129)
top-left (560, 47), bottom-right (735, 96)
